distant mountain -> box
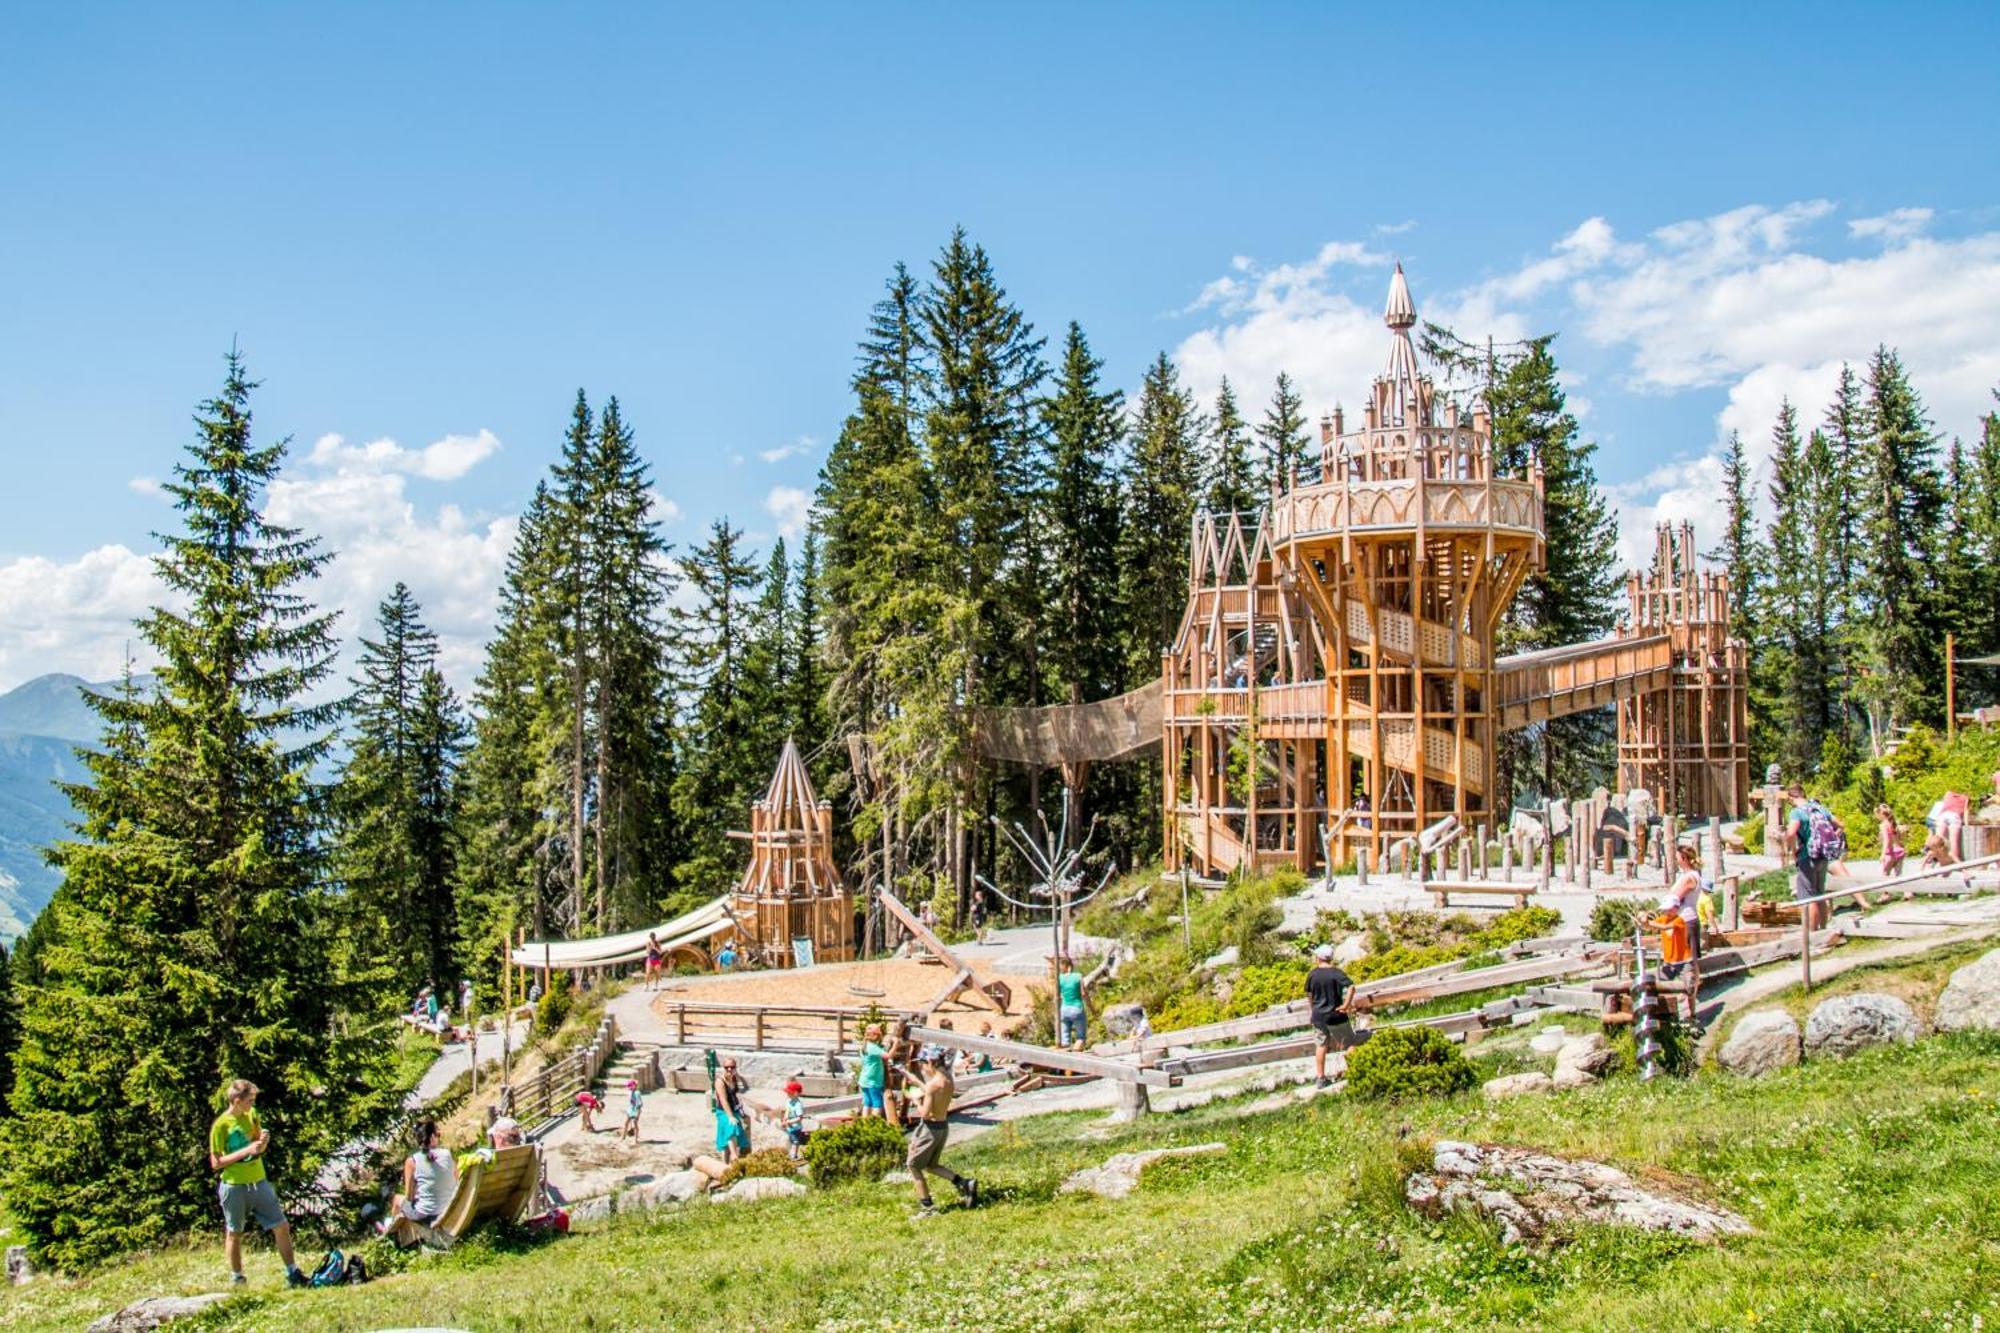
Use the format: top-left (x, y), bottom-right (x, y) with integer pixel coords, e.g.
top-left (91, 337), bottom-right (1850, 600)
top-left (0, 673), bottom-right (125, 940)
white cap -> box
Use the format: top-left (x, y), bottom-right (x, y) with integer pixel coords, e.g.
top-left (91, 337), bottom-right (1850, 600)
top-left (1658, 894), bottom-right (1680, 910)
top-left (490, 1116), bottom-right (520, 1135)
top-left (1314, 942), bottom-right (1335, 961)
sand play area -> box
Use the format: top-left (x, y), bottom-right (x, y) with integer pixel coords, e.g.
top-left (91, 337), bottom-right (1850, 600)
top-left (646, 956), bottom-right (1043, 1033)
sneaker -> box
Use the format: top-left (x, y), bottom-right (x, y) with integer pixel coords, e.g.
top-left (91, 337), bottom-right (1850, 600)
top-left (957, 1176), bottom-right (978, 1207)
top-left (913, 1200), bottom-right (937, 1219)
top-left (1316, 1077), bottom-right (1333, 1089)
top-left (285, 1267), bottom-right (309, 1289)
top-left (230, 1273), bottom-right (247, 1286)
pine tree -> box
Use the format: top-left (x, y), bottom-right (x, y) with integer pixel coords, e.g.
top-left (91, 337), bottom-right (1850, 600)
top-left (1958, 399), bottom-right (2000, 699)
top-left (1710, 429), bottom-right (1775, 766)
top-left (1854, 346), bottom-right (1945, 739)
top-left (671, 520), bottom-right (764, 894)
top-left (0, 937), bottom-right (15, 1117)
top-left (1121, 352), bottom-right (1208, 684)
top-left (790, 525), bottom-right (830, 769)
top-left (408, 667), bottom-right (469, 987)
top-left (1764, 406), bottom-right (1842, 777)
top-left (745, 537), bottom-right (795, 757)
top-left (1206, 376), bottom-right (1257, 515)
top-left (1256, 372), bottom-right (1309, 494)
top-left (1488, 338), bottom-right (1621, 798)
top-left (3, 354), bottom-right (395, 1266)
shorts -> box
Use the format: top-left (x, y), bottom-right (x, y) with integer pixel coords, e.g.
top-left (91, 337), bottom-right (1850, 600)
top-left (396, 1197), bottom-right (441, 1224)
top-left (218, 1179), bottom-right (286, 1234)
top-left (906, 1118), bottom-right (950, 1172)
top-left (1793, 860), bottom-right (1829, 902)
top-left (1058, 1005), bottom-right (1087, 1045)
top-left (785, 1125), bottom-right (806, 1147)
top-left (1312, 1019), bottom-right (1355, 1051)
top-left (860, 1086), bottom-right (885, 1112)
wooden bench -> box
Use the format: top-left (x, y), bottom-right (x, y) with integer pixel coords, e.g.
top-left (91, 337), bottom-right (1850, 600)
top-left (1424, 881), bottom-right (1537, 910)
top-left (386, 1143), bottom-right (543, 1250)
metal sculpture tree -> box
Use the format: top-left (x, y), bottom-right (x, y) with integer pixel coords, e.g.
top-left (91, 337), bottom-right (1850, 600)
top-left (976, 789), bottom-right (1114, 960)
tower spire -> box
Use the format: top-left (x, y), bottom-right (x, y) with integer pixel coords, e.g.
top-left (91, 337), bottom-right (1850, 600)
top-left (1382, 262), bottom-right (1422, 424)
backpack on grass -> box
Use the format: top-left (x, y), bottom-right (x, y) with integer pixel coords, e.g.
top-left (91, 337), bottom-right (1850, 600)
top-left (308, 1250), bottom-right (347, 1287)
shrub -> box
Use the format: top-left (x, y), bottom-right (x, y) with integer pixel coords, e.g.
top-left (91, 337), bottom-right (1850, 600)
top-left (1610, 1013), bottom-right (1694, 1078)
top-left (719, 1147), bottom-right (799, 1187)
top-left (1589, 897), bottom-right (1652, 944)
top-left (1345, 1025), bottom-right (1477, 1101)
top-left (1479, 905), bottom-right (1562, 947)
top-left (534, 973), bottom-right (572, 1036)
top-left (1224, 960), bottom-right (1310, 1017)
top-left (802, 1115), bottom-right (907, 1187)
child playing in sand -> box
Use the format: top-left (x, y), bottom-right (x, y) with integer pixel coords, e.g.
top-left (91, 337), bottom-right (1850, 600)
top-left (621, 1079), bottom-right (642, 1139)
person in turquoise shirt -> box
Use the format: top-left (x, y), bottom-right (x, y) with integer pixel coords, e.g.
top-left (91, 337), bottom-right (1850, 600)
top-left (858, 1022), bottom-right (888, 1117)
top-left (208, 1080), bottom-right (306, 1288)
top-left (1056, 956), bottom-right (1089, 1049)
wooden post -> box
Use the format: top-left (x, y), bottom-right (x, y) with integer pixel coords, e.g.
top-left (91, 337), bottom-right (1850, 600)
top-left (1500, 837), bottom-right (1514, 882)
top-left (1476, 823), bottom-right (1489, 879)
top-left (1946, 632), bottom-right (1957, 740)
top-left (1457, 843), bottom-right (1472, 880)
top-left (1661, 816), bottom-right (1678, 886)
top-left (1356, 846), bottom-right (1370, 886)
top-left (1539, 829), bottom-right (1552, 892)
top-left (1706, 816), bottom-right (1723, 884)
top-left (1180, 867), bottom-right (1193, 958)
top-left (1800, 913), bottom-right (1813, 991)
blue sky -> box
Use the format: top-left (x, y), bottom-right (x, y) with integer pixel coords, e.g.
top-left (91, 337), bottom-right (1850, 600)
top-left (3, 3), bottom-right (1998, 690)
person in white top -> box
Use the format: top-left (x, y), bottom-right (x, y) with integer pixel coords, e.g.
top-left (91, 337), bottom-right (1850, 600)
top-left (383, 1118), bottom-right (459, 1230)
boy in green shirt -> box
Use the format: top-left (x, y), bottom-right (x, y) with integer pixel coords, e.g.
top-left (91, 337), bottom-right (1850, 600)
top-left (858, 1023), bottom-right (888, 1117)
top-left (208, 1079), bottom-right (306, 1287)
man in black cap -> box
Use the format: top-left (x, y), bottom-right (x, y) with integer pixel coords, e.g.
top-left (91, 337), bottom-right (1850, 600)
top-left (1306, 942), bottom-right (1357, 1089)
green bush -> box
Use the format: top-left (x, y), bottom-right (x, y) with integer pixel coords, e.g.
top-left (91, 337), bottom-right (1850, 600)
top-left (1589, 897), bottom-right (1652, 944)
top-left (1610, 1013), bottom-right (1694, 1078)
top-left (1344, 1025), bottom-right (1477, 1101)
top-left (534, 973), bottom-right (572, 1036)
top-left (802, 1115), bottom-right (907, 1188)
top-left (719, 1147), bottom-right (799, 1187)
top-left (1478, 905), bottom-right (1562, 947)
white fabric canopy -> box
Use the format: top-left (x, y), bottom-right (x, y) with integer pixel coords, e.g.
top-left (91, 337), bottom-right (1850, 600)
top-left (507, 896), bottom-right (732, 970)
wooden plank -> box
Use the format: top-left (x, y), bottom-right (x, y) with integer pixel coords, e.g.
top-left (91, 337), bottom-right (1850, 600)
top-left (904, 1023), bottom-right (1174, 1087)
top-left (1360, 950), bottom-right (1609, 1008)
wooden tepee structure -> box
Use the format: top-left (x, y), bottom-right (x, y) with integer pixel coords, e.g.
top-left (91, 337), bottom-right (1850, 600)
top-left (728, 739), bottom-right (853, 968)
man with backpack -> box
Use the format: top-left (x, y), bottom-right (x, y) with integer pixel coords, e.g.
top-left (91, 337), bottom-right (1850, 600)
top-left (1783, 783), bottom-right (1844, 930)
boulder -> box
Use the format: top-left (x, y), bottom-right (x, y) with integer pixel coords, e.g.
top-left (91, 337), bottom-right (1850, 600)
top-left (5, 1244), bottom-right (31, 1286)
top-left (1718, 1011), bottom-right (1801, 1077)
top-left (879, 1169), bottom-right (913, 1184)
top-left (1101, 1002), bottom-right (1149, 1039)
top-left (1482, 1071), bottom-right (1553, 1099)
top-left (1554, 1032), bottom-right (1614, 1078)
top-left (88, 1294), bottom-right (233, 1332)
top-left (714, 1176), bottom-right (807, 1204)
top-left (624, 1169), bottom-right (709, 1210)
top-left (1406, 1140), bottom-right (1750, 1247)
top-left (1199, 945), bottom-right (1240, 972)
top-left (1058, 1142), bottom-right (1226, 1200)
top-left (1936, 948), bottom-right (2000, 1033)
top-left (1804, 993), bottom-right (1921, 1060)
top-left (566, 1195), bottom-right (613, 1226)
top-left (1550, 1065), bottom-right (1597, 1090)
top-left (1333, 934), bottom-right (1370, 966)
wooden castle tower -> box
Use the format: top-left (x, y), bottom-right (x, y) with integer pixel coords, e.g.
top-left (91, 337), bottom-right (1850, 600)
top-left (728, 740), bottom-right (854, 968)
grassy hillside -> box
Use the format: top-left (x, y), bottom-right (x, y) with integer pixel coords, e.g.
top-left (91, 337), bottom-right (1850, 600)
top-left (7, 948), bottom-right (1998, 1332)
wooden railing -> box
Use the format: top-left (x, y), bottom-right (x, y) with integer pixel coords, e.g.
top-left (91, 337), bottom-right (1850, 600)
top-left (1495, 634), bottom-right (1672, 722)
top-left (509, 1013), bottom-right (618, 1140)
top-left (654, 1001), bottom-right (914, 1053)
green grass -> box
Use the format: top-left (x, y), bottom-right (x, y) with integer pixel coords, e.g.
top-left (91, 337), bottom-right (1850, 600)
top-left (9, 1012), bottom-right (2000, 1331)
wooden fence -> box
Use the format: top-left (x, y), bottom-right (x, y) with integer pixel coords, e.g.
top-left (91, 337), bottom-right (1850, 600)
top-left (508, 1014), bottom-right (619, 1139)
top-left (655, 1001), bottom-right (913, 1053)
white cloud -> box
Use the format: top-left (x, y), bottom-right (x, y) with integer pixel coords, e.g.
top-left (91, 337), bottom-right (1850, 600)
top-left (0, 544), bottom-right (167, 688)
top-left (759, 435), bottom-right (817, 465)
top-left (307, 428), bottom-right (501, 481)
top-left (764, 486), bottom-right (812, 540)
top-left (127, 476), bottom-right (164, 498)
top-left (0, 428), bottom-right (517, 694)
top-left (1374, 220), bottom-right (1418, 236)
top-left (1849, 207), bottom-right (1933, 243)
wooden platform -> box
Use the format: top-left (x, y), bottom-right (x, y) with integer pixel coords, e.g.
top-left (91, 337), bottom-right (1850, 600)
top-left (1423, 880), bottom-right (1537, 909)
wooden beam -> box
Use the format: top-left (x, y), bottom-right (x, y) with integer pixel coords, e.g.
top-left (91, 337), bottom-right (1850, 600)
top-left (903, 1023), bottom-right (1175, 1087)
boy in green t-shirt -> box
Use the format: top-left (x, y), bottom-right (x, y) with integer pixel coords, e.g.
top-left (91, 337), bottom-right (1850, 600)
top-left (208, 1080), bottom-right (306, 1287)
top-left (858, 1023), bottom-right (888, 1117)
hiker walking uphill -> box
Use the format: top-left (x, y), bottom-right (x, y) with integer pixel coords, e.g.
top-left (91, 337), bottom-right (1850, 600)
top-left (208, 1080), bottom-right (307, 1288)
top-left (1305, 944), bottom-right (1357, 1088)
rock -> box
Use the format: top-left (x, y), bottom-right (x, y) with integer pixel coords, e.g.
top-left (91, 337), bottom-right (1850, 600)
top-left (567, 1195), bottom-right (613, 1225)
top-left (1554, 1032), bottom-right (1614, 1078)
top-left (5, 1245), bottom-right (31, 1286)
top-left (1550, 1065), bottom-right (1598, 1090)
top-left (1333, 934), bottom-right (1369, 966)
top-left (1804, 993), bottom-right (1921, 1060)
top-left (1482, 1071), bottom-right (1553, 1099)
top-left (879, 1169), bottom-right (913, 1184)
top-left (1101, 1002), bottom-right (1149, 1039)
top-left (1199, 945), bottom-right (1240, 972)
top-left (1405, 1140), bottom-right (1750, 1246)
top-left (1936, 948), bottom-right (2000, 1033)
top-left (88, 1294), bottom-right (233, 1332)
top-left (1058, 1142), bottom-right (1227, 1200)
top-left (714, 1176), bottom-right (807, 1204)
top-left (624, 1169), bottom-right (710, 1210)
top-left (1718, 1011), bottom-right (1801, 1077)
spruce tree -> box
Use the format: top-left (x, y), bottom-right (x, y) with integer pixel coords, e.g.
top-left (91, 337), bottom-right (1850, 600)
top-left (1488, 338), bottom-right (1621, 798)
top-left (1959, 400), bottom-right (2000, 699)
top-left (1039, 322), bottom-right (1126, 706)
top-left (790, 525), bottom-right (830, 771)
top-left (1121, 352), bottom-right (1208, 684)
top-left (1710, 429), bottom-right (1775, 766)
top-left (336, 583), bottom-right (453, 994)
top-left (3, 354), bottom-right (394, 1266)
top-left (1854, 346), bottom-right (1945, 737)
top-left (0, 937), bottom-right (15, 1117)
top-left (1206, 376), bottom-right (1257, 515)
top-left (671, 520), bottom-right (764, 894)
top-left (1256, 372), bottom-right (1309, 494)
